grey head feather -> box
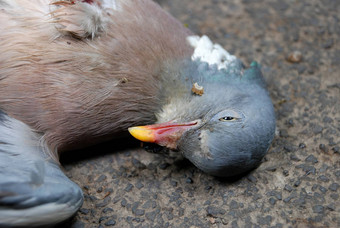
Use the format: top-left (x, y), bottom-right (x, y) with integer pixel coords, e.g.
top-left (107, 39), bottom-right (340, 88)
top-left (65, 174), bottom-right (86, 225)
top-left (161, 58), bottom-right (267, 95)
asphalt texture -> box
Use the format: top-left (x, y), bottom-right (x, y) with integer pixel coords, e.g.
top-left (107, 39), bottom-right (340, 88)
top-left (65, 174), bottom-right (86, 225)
top-left (59, 0), bottom-right (340, 227)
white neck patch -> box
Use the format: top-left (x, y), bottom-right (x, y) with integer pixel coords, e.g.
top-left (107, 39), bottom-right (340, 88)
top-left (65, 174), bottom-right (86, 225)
top-left (187, 35), bottom-right (236, 70)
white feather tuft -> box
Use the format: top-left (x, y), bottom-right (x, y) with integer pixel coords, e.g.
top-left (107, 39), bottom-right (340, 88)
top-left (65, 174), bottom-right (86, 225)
top-left (187, 35), bottom-right (237, 70)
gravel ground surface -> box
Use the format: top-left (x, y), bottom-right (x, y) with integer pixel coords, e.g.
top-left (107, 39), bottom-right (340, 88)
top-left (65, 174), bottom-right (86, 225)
top-left (60, 0), bottom-right (340, 227)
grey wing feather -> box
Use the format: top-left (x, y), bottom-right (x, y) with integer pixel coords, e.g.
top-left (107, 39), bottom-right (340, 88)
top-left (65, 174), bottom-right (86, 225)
top-left (0, 110), bottom-right (83, 227)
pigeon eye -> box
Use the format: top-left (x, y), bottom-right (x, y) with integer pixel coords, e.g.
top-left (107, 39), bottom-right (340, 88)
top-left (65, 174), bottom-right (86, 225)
top-left (219, 116), bottom-right (236, 121)
top-left (213, 109), bottom-right (244, 122)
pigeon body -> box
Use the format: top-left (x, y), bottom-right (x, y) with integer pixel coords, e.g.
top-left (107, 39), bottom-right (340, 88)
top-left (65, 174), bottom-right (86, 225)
top-left (0, 0), bottom-right (275, 226)
top-left (0, 0), bottom-right (193, 155)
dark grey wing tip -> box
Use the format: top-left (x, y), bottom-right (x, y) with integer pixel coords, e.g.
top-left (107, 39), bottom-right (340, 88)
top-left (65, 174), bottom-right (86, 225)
top-left (0, 175), bottom-right (83, 227)
top-left (0, 113), bottom-right (83, 227)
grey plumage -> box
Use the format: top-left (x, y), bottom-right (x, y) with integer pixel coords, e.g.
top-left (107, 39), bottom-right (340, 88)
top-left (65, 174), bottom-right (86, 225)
top-left (0, 111), bottom-right (83, 226)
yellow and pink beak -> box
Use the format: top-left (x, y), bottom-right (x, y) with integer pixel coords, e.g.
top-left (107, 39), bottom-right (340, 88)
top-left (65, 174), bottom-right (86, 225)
top-left (128, 121), bottom-right (198, 149)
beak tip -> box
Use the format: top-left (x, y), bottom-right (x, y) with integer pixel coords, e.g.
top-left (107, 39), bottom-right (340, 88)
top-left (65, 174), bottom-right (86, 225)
top-left (127, 127), bottom-right (135, 133)
top-left (128, 126), bottom-right (155, 143)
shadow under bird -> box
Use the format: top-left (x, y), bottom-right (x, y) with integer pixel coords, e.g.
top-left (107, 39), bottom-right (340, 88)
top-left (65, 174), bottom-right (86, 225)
top-left (0, 0), bottom-right (276, 226)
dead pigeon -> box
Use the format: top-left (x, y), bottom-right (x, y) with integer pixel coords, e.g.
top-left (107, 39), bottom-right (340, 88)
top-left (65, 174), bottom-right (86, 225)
top-left (0, 0), bottom-right (275, 226)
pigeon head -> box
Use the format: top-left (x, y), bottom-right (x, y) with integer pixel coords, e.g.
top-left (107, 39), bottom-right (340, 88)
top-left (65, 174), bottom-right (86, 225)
top-left (129, 36), bottom-right (276, 177)
top-left (177, 74), bottom-right (276, 177)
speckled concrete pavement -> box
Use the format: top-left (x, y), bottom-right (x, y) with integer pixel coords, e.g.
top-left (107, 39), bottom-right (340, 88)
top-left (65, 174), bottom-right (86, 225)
top-left (59, 0), bottom-right (340, 227)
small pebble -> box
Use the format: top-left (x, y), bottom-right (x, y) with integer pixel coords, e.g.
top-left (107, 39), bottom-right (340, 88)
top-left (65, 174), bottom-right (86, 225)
top-left (284, 145), bottom-right (294, 152)
top-left (124, 183), bottom-right (134, 192)
top-left (286, 51), bottom-right (302, 63)
top-left (95, 197), bottom-right (111, 208)
top-left (266, 166), bottom-right (277, 172)
top-left (299, 143), bottom-right (306, 149)
top-left (257, 215), bottom-right (273, 225)
top-left (132, 158), bottom-right (146, 169)
top-left (294, 179), bottom-right (301, 187)
top-left (204, 200), bottom-right (211, 205)
top-left (79, 208), bottom-right (90, 215)
top-left (229, 200), bottom-right (239, 209)
top-left (135, 181), bottom-right (144, 189)
top-left (121, 198), bottom-right (127, 207)
top-left (85, 194), bottom-right (98, 202)
top-left (319, 164), bottom-right (330, 173)
top-left (186, 177), bottom-right (193, 184)
top-left (326, 203), bottom-right (335, 211)
top-left (247, 174), bottom-right (257, 183)
top-left (328, 138), bottom-right (336, 146)
top-left (286, 118), bottom-right (294, 127)
top-left (329, 183), bottom-right (339, 192)
top-left (312, 205), bottom-right (324, 214)
top-left (330, 193), bottom-right (339, 200)
top-left (322, 116), bottom-right (333, 123)
top-left (319, 186), bottom-right (327, 194)
top-left (99, 216), bottom-right (109, 223)
top-left (319, 144), bottom-right (328, 152)
top-left (206, 206), bottom-right (226, 217)
top-left (290, 154), bottom-right (301, 161)
top-left (96, 174), bottom-right (107, 182)
top-left (284, 184), bottom-right (293, 192)
top-left (134, 209), bottom-right (145, 216)
top-left (104, 219), bottom-right (116, 226)
top-left (83, 185), bottom-right (90, 190)
top-left (335, 170), bottom-right (340, 177)
top-left (332, 146), bottom-right (339, 154)
top-left (318, 175), bottom-right (329, 182)
top-left (269, 197), bottom-right (277, 205)
top-left (305, 155), bottom-right (318, 164)
top-left (283, 196), bottom-right (293, 203)
top-left (170, 180), bottom-right (178, 187)
top-left (102, 207), bottom-right (113, 213)
top-left (97, 186), bottom-right (103, 193)
top-left (312, 125), bottom-right (323, 134)
top-left (303, 165), bottom-right (316, 175)
top-left (283, 170), bottom-right (289, 176)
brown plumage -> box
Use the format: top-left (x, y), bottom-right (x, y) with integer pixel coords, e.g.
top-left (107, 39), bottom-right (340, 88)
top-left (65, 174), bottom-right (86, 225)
top-left (0, 0), bottom-right (193, 157)
top-left (0, 1), bottom-right (276, 226)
